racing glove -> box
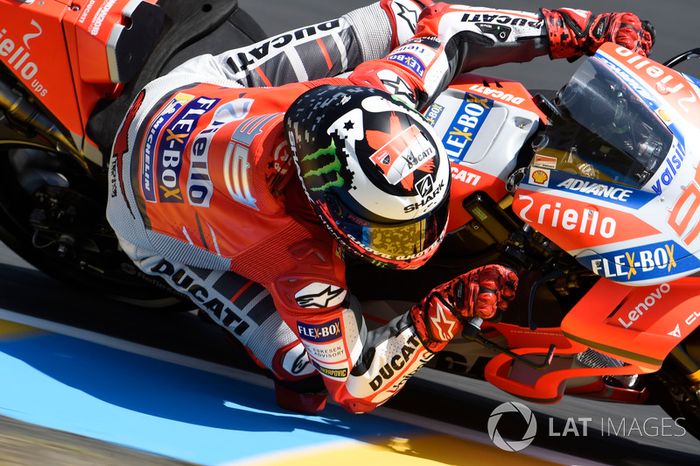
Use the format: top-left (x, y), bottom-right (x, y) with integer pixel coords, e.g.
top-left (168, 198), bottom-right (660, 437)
top-left (542, 8), bottom-right (655, 59)
top-left (410, 265), bottom-right (518, 352)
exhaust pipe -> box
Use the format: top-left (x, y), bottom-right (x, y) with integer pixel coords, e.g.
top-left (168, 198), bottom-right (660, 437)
top-left (0, 79), bottom-right (87, 170)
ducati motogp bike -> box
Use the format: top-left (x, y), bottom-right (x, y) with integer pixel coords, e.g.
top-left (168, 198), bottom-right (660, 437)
top-left (1, 0), bottom-right (700, 440)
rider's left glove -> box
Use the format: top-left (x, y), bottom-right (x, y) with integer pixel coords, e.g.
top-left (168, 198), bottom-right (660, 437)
top-left (542, 9), bottom-right (655, 60)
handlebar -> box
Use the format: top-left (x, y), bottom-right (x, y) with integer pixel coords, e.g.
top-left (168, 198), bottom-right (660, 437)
top-left (461, 316), bottom-right (483, 338)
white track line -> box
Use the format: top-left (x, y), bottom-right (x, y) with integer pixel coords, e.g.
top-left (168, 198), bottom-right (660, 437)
top-left (0, 307), bottom-right (607, 466)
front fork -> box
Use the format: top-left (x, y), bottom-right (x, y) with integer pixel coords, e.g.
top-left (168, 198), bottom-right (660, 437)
top-left (669, 344), bottom-right (700, 399)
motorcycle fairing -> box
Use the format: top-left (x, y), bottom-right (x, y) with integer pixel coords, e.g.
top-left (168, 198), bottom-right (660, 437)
top-left (517, 168), bottom-right (700, 285)
top-left (524, 169), bottom-right (657, 209)
top-left (426, 74), bottom-right (542, 232)
top-left (0, 0), bottom-right (162, 161)
top-left (484, 277), bottom-right (700, 403)
top-left (577, 239), bottom-right (700, 285)
top-left (595, 43), bottom-right (700, 143)
top-left (596, 45), bottom-right (700, 275)
top-left (563, 277), bottom-right (700, 367)
top-left (0, 1), bottom-right (83, 138)
top-left (512, 187), bottom-right (661, 251)
top-left (513, 45), bottom-right (700, 285)
top-left (484, 345), bottom-right (650, 403)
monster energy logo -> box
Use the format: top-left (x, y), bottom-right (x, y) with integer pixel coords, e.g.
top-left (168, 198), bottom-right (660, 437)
top-left (301, 141), bottom-right (345, 192)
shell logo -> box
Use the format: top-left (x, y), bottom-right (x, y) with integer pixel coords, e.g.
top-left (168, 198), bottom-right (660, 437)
top-left (531, 169), bottom-right (549, 185)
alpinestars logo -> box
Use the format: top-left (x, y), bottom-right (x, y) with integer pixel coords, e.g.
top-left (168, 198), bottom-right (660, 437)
top-left (377, 70), bottom-right (414, 104)
top-left (429, 301), bottom-right (456, 340)
top-left (488, 402), bottom-right (538, 452)
top-left (290, 349), bottom-right (311, 375)
top-left (295, 283), bottom-right (347, 308)
top-left (395, 2), bottom-right (418, 27)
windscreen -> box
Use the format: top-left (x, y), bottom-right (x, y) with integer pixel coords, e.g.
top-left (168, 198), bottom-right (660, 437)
top-left (537, 58), bottom-right (673, 188)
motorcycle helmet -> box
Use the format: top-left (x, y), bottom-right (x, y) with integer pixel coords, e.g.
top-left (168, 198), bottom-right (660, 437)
top-left (285, 85), bottom-right (451, 270)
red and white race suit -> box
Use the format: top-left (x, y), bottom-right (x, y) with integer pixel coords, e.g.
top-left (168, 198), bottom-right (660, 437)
top-left (107, 1), bottom-right (554, 413)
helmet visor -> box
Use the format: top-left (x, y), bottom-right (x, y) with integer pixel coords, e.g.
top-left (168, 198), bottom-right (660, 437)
top-left (324, 197), bottom-right (449, 263)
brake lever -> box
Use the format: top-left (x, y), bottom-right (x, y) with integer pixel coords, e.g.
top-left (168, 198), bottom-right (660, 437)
top-left (462, 317), bottom-right (556, 369)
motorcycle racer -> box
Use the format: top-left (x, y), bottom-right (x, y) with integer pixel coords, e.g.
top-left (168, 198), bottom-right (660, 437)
top-left (107, 0), bottom-right (653, 413)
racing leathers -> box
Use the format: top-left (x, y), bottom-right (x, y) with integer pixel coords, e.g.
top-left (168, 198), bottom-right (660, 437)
top-left (107, 0), bottom-right (652, 413)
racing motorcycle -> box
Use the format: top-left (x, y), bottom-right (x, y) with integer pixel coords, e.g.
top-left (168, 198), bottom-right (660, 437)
top-left (1, 0), bottom-right (699, 440)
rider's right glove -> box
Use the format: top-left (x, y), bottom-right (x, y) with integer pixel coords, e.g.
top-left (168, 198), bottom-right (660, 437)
top-left (541, 9), bottom-right (655, 60)
top-left (410, 265), bottom-right (519, 352)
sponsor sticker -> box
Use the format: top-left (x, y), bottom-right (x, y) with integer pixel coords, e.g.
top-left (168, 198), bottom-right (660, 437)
top-left (393, 41), bottom-right (437, 64)
top-left (461, 12), bottom-right (542, 28)
top-left (415, 175), bottom-right (434, 198)
top-left (529, 168), bottom-right (550, 186)
top-left (369, 125), bottom-right (435, 187)
top-left (297, 318), bottom-right (342, 343)
top-left (368, 334), bottom-right (432, 393)
top-left (607, 46), bottom-right (700, 125)
top-left (442, 93), bottom-right (492, 162)
top-left (468, 84), bottom-right (526, 105)
top-left (141, 93), bottom-right (194, 202)
top-left (450, 166), bottom-right (482, 186)
top-left (187, 98), bottom-right (254, 208)
top-left (669, 310), bottom-right (700, 338)
top-left (0, 20), bottom-right (48, 96)
top-left (157, 96), bottom-right (220, 203)
top-left (613, 283), bottom-right (671, 329)
top-left (423, 102), bottom-right (445, 127)
top-left (532, 154), bottom-right (558, 169)
top-left (580, 240), bottom-right (700, 282)
top-left (147, 259), bottom-right (250, 336)
top-left (229, 20), bottom-right (341, 71)
top-left (650, 142), bottom-right (687, 195)
top-left (543, 171), bottom-right (656, 209)
top-left (387, 52), bottom-right (426, 78)
top-left (305, 341), bottom-right (347, 364)
top-left (514, 190), bottom-right (660, 250)
top-left (312, 361), bottom-right (348, 379)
